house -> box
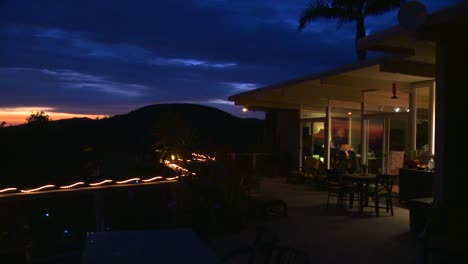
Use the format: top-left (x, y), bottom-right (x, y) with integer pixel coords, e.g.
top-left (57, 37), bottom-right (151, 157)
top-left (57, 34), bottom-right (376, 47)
top-left (229, 2), bottom-right (467, 211)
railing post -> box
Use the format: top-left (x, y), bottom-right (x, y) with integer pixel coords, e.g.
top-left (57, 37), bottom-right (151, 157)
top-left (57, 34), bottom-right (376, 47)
top-left (94, 191), bottom-right (105, 232)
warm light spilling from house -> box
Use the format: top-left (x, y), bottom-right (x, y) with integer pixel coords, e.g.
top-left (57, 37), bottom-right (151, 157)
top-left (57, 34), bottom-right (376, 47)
top-left (20, 185), bottom-right (55, 193)
top-left (116, 178), bottom-right (141, 184)
top-left (89, 180), bottom-right (113, 186)
top-left (242, 107), bottom-right (248, 112)
top-left (171, 155), bottom-right (175, 161)
top-left (59, 182), bottom-right (85, 189)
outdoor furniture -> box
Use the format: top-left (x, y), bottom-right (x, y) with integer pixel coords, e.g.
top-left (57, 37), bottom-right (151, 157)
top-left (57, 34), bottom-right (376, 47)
top-left (407, 197), bottom-right (433, 233)
top-left (399, 168), bottom-right (434, 202)
top-left (273, 245), bottom-right (311, 264)
top-left (223, 243), bottom-right (311, 264)
top-left (82, 228), bottom-right (221, 264)
top-left (248, 193), bottom-right (288, 220)
top-left (366, 174), bottom-right (395, 217)
top-left (342, 173), bottom-right (377, 215)
top-left (325, 169), bottom-right (360, 210)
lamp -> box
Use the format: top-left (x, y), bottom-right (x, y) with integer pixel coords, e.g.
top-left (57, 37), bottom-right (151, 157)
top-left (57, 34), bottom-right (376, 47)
top-left (391, 82), bottom-right (398, 99)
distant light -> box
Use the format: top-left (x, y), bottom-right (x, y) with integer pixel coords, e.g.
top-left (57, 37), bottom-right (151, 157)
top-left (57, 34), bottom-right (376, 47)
top-left (406, 109), bottom-right (410, 112)
top-left (347, 112), bottom-right (352, 115)
top-left (64, 230), bottom-right (69, 234)
top-left (45, 213), bottom-right (50, 217)
top-left (171, 155), bottom-right (175, 161)
top-left (242, 107), bottom-right (248, 112)
top-left (136, 180), bottom-right (140, 184)
top-left (395, 107), bottom-right (400, 112)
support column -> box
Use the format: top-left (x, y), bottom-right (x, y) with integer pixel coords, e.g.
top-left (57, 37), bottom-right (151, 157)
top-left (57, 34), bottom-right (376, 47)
top-left (326, 103), bottom-right (332, 169)
top-left (429, 81), bottom-right (436, 156)
top-left (94, 192), bottom-right (105, 232)
top-left (434, 38), bottom-right (467, 207)
top-left (360, 101), bottom-right (367, 167)
top-left (409, 88), bottom-right (417, 151)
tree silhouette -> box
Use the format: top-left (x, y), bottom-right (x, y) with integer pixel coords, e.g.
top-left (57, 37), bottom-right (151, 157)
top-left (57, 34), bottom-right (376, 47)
top-left (0, 121), bottom-right (6, 127)
top-left (26, 111), bottom-right (50, 124)
top-left (298, 0), bottom-right (406, 60)
top-left (152, 112), bottom-right (200, 160)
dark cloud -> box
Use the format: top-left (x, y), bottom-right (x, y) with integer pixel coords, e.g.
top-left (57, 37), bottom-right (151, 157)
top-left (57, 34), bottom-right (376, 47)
top-left (0, 0), bottom-right (463, 118)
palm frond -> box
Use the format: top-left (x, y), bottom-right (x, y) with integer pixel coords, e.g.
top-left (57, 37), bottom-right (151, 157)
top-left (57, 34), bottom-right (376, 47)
top-left (298, 0), bottom-right (349, 31)
top-left (364, 0), bottom-right (406, 16)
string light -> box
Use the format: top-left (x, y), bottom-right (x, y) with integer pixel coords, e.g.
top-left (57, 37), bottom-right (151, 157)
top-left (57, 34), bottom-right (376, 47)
top-left (116, 178), bottom-right (140, 184)
top-left (0, 187), bottom-right (17, 193)
top-left (59, 182), bottom-right (85, 189)
top-left (142, 176), bottom-right (164, 182)
top-left (89, 180), bottom-right (113, 186)
top-left (20, 185), bottom-right (55, 193)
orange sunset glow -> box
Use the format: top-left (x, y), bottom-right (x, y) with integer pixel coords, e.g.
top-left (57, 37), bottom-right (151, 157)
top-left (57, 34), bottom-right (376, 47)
top-left (0, 107), bottom-right (107, 126)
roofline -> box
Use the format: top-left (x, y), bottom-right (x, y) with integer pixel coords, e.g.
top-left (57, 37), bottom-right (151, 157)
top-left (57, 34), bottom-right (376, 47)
top-left (228, 54), bottom-right (406, 101)
top-left (357, 1), bottom-right (468, 51)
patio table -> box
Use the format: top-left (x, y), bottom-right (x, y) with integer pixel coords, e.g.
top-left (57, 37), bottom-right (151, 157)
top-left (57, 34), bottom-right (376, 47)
top-left (342, 173), bottom-right (377, 215)
top-left (82, 228), bottom-right (221, 264)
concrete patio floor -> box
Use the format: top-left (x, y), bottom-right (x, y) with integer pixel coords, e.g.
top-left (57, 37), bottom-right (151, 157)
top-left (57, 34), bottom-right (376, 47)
top-left (209, 177), bottom-right (424, 264)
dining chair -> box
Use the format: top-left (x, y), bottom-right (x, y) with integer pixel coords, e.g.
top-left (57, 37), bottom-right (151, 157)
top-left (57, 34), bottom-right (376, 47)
top-left (272, 245), bottom-right (312, 264)
top-left (367, 174), bottom-right (395, 217)
top-left (221, 226), bottom-right (278, 264)
top-left (222, 244), bottom-right (311, 264)
top-left (325, 169), bottom-right (359, 210)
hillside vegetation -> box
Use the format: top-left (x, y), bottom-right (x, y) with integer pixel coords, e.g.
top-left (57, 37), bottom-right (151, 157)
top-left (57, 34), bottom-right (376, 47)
top-left (0, 104), bottom-right (265, 187)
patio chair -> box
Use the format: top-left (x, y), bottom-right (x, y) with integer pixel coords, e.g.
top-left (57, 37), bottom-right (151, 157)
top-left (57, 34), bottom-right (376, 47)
top-left (366, 174), bottom-right (395, 217)
top-left (325, 169), bottom-right (359, 210)
top-left (223, 244), bottom-right (311, 264)
top-left (222, 225), bottom-right (278, 264)
top-left (272, 245), bottom-right (312, 264)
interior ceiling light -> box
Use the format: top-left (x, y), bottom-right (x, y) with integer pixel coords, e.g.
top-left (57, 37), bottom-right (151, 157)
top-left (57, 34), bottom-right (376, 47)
top-left (391, 82), bottom-right (398, 99)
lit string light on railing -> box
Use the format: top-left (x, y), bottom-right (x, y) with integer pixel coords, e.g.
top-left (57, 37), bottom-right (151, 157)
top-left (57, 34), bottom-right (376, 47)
top-left (20, 185), bottom-right (55, 193)
top-left (59, 182), bottom-right (85, 189)
top-left (116, 178), bottom-right (140, 184)
top-left (89, 180), bottom-right (113, 186)
top-left (0, 154), bottom-right (218, 196)
top-left (142, 176), bottom-right (163, 182)
top-left (0, 187), bottom-right (18, 193)
top-left (191, 153), bottom-right (216, 162)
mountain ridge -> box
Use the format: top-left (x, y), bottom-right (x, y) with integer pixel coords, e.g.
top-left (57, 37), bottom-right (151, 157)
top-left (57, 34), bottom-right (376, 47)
top-left (0, 103), bottom-right (265, 186)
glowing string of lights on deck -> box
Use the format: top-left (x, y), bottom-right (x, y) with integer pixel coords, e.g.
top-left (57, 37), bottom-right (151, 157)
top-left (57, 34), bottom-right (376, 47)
top-left (20, 185), bottom-right (56, 193)
top-left (59, 182), bottom-right (85, 189)
top-left (0, 153), bottom-right (214, 196)
top-left (116, 178), bottom-right (140, 184)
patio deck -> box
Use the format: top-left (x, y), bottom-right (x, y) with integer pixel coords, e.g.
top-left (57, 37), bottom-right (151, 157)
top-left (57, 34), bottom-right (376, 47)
top-left (209, 176), bottom-right (424, 264)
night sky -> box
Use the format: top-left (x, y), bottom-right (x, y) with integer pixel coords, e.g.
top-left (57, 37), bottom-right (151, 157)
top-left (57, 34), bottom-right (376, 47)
top-left (0, 0), bottom-right (462, 124)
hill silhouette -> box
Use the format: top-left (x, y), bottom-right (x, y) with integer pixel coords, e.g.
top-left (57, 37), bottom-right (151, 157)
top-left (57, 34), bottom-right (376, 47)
top-left (0, 103), bottom-right (265, 187)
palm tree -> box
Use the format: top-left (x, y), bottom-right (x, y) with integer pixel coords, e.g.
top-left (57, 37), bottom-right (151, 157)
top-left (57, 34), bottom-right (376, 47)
top-left (298, 0), bottom-right (406, 60)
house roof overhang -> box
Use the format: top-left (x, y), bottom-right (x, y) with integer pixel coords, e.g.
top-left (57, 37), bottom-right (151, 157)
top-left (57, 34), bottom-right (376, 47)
top-left (229, 54), bottom-right (433, 113)
top-left (228, 2), bottom-right (468, 114)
